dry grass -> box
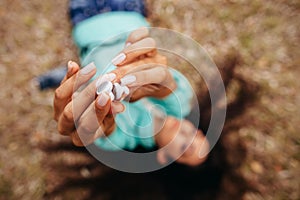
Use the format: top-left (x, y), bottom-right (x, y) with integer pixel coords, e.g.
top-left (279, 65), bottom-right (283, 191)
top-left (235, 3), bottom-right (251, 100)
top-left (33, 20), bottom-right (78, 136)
top-left (0, 0), bottom-right (299, 199)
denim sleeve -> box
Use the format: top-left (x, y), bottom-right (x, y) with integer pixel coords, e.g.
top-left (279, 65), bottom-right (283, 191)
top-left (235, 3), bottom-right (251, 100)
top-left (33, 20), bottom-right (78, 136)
top-left (147, 68), bottom-right (194, 119)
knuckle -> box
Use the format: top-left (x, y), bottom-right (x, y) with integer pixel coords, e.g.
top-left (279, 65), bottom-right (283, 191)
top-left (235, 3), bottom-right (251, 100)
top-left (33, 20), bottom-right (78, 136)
top-left (112, 68), bottom-right (126, 80)
top-left (84, 86), bottom-right (96, 100)
top-left (129, 27), bottom-right (148, 42)
top-left (57, 123), bottom-right (69, 135)
top-left (54, 87), bottom-right (64, 100)
top-left (139, 71), bottom-right (147, 83)
top-left (78, 124), bottom-right (95, 135)
top-left (158, 67), bottom-right (168, 81)
top-left (159, 55), bottom-right (167, 65)
top-left (141, 27), bottom-right (149, 35)
top-left (62, 106), bottom-right (74, 123)
top-left (145, 37), bottom-right (156, 48)
top-left (71, 134), bottom-right (84, 146)
top-left (129, 34), bottom-right (140, 43)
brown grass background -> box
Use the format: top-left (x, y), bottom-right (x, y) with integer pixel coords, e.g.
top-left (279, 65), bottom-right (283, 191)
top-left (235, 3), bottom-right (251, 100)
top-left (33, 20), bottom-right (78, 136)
top-left (0, 0), bottom-right (299, 199)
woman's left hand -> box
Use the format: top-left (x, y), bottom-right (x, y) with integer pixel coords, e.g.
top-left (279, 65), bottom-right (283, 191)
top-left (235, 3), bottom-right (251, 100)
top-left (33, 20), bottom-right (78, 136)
top-left (111, 27), bottom-right (177, 102)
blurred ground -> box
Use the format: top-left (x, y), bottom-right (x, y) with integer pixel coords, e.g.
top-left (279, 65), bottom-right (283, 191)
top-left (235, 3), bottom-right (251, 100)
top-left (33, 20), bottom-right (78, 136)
top-left (0, 0), bottom-right (299, 199)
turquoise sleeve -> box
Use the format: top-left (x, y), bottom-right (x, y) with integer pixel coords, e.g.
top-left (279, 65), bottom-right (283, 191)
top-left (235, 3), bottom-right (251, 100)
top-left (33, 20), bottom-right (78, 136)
top-left (147, 68), bottom-right (194, 119)
top-left (72, 11), bottom-right (150, 60)
top-left (94, 101), bottom-right (155, 151)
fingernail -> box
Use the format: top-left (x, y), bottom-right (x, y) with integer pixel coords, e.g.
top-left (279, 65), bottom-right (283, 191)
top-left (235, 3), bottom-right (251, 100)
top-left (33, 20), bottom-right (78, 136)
top-left (68, 60), bottom-right (73, 66)
top-left (123, 86), bottom-right (130, 95)
top-left (96, 81), bottom-right (113, 95)
top-left (96, 73), bottom-right (116, 87)
top-left (120, 75), bottom-right (136, 86)
top-left (67, 61), bottom-right (73, 73)
top-left (125, 42), bottom-right (131, 48)
top-left (109, 92), bottom-right (115, 101)
top-left (97, 92), bottom-right (109, 106)
top-left (80, 62), bottom-right (96, 75)
top-left (70, 61), bottom-right (78, 68)
top-left (112, 53), bottom-right (126, 65)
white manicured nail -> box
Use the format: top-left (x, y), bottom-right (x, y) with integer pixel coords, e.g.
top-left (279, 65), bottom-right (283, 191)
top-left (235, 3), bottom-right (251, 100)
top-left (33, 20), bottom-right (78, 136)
top-left (111, 53), bottom-right (126, 65)
top-left (120, 75), bottom-right (136, 86)
top-left (80, 62), bottom-right (96, 75)
top-left (109, 92), bottom-right (115, 101)
top-left (97, 92), bottom-right (109, 106)
top-left (67, 61), bottom-right (73, 73)
top-left (68, 60), bottom-right (73, 66)
top-left (68, 60), bottom-right (77, 68)
top-left (96, 81), bottom-right (113, 95)
top-left (123, 86), bottom-right (130, 95)
top-left (96, 73), bottom-right (116, 87)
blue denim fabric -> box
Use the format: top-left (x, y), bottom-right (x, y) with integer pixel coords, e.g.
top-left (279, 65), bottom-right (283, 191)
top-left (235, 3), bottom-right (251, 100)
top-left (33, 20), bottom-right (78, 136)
top-left (69, 0), bottom-right (147, 26)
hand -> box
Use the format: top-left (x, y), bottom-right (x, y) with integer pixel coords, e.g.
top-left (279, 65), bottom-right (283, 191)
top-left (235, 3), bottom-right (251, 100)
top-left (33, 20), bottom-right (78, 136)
top-left (111, 27), bottom-right (177, 102)
top-left (53, 61), bottom-right (124, 146)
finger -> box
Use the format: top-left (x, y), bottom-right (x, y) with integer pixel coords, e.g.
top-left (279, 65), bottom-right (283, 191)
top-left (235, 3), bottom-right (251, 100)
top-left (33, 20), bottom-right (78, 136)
top-left (71, 72), bottom-right (116, 123)
top-left (69, 97), bottom-right (111, 147)
top-left (55, 62), bottom-right (96, 108)
top-left (125, 27), bottom-right (149, 47)
top-left (57, 101), bottom-right (76, 135)
top-left (70, 129), bottom-right (96, 147)
top-left (77, 101), bottom-right (102, 137)
top-left (99, 101), bottom-right (124, 137)
top-left (152, 54), bottom-right (167, 65)
top-left (101, 110), bottom-right (115, 137)
top-left (57, 79), bottom-right (98, 135)
top-left (70, 130), bottom-right (84, 146)
top-left (101, 122), bottom-right (115, 137)
top-left (128, 85), bottom-right (160, 102)
top-left (95, 93), bottom-right (113, 137)
top-left (53, 62), bottom-right (96, 121)
top-left (93, 115), bottom-right (116, 140)
top-left (73, 62), bottom-right (97, 90)
top-left (71, 79), bottom-right (97, 123)
top-left (61, 61), bottom-right (80, 84)
top-left (111, 101), bottom-right (125, 114)
top-left (120, 66), bottom-right (168, 87)
top-left (111, 55), bottom-right (167, 81)
top-left (67, 61), bottom-right (80, 79)
top-left (95, 92), bottom-right (111, 122)
top-left (111, 37), bottom-right (156, 66)
top-left (75, 96), bottom-right (110, 145)
top-left (58, 91), bottom-right (110, 137)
